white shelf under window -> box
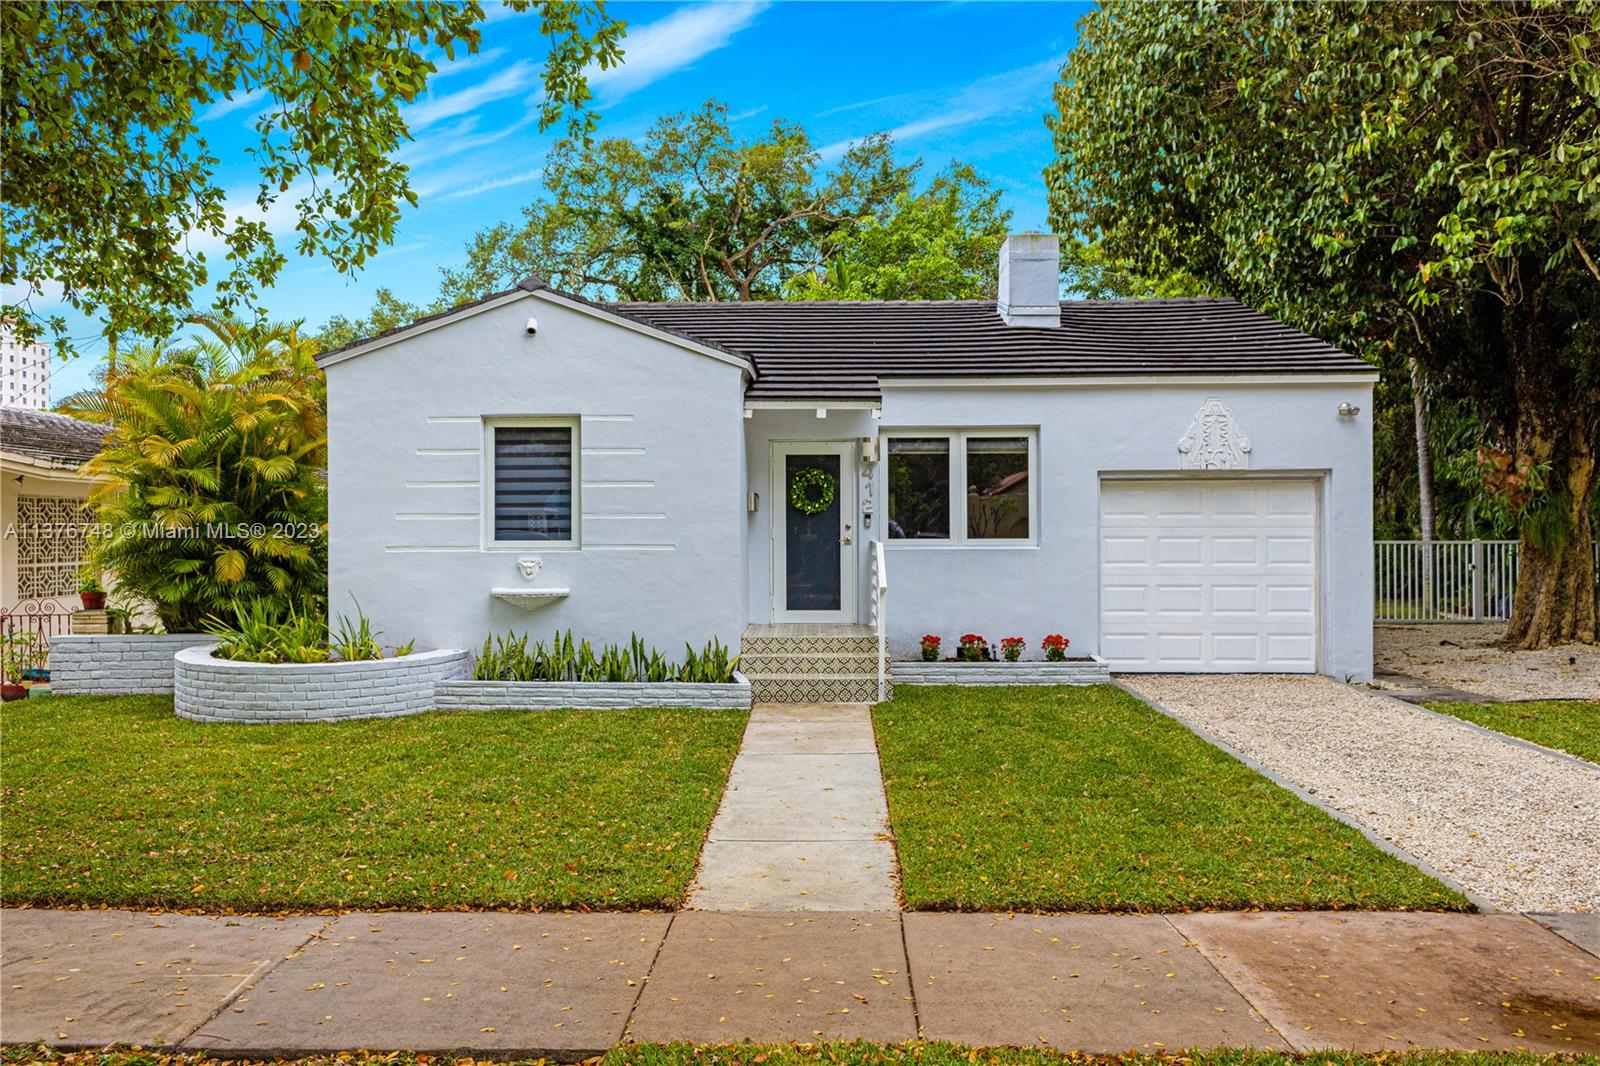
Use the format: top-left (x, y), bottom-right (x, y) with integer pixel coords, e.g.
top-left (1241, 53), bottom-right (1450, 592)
top-left (491, 588), bottom-right (571, 609)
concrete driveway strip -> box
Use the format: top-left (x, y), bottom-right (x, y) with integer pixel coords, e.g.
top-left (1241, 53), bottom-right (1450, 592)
top-left (1170, 911), bottom-right (1600, 1053)
top-left (1123, 674), bottom-right (1600, 912)
top-left (902, 913), bottom-right (1290, 1053)
top-left (0, 908), bottom-right (323, 1048)
top-left (626, 911), bottom-right (915, 1043)
top-left (688, 703), bottom-right (900, 911)
top-left (184, 911), bottom-right (669, 1059)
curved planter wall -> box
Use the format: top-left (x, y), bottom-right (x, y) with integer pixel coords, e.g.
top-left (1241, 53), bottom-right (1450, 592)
top-left (433, 674), bottom-right (751, 711)
top-left (893, 657), bottom-right (1111, 686)
top-left (174, 645), bottom-right (469, 723)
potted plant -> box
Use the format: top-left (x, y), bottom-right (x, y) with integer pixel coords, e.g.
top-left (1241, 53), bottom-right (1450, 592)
top-left (1041, 633), bottom-right (1070, 662)
top-left (919, 634), bottom-right (941, 662)
top-left (78, 573), bottom-right (106, 611)
top-left (957, 633), bottom-right (989, 661)
top-left (1000, 636), bottom-right (1026, 662)
top-left (1, 631), bottom-right (35, 701)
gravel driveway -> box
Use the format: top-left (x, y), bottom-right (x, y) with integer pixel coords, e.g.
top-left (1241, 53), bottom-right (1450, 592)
top-left (1122, 674), bottom-right (1600, 913)
top-left (1375, 623), bottom-right (1599, 700)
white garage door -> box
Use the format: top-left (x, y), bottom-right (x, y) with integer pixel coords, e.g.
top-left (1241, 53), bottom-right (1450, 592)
top-left (1099, 479), bottom-right (1318, 672)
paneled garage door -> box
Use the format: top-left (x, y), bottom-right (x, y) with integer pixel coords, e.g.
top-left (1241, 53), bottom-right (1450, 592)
top-left (1099, 479), bottom-right (1318, 672)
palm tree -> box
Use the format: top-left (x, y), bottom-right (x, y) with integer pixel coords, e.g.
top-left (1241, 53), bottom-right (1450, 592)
top-left (60, 316), bottom-right (328, 632)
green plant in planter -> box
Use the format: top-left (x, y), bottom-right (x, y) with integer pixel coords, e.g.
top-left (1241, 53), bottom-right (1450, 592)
top-left (920, 634), bottom-right (941, 661)
top-left (77, 573), bottom-right (103, 594)
top-left (205, 601), bottom-right (329, 664)
top-left (1, 631), bottom-right (40, 689)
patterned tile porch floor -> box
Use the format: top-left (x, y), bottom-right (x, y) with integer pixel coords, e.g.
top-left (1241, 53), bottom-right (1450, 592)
top-left (686, 703), bottom-right (901, 912)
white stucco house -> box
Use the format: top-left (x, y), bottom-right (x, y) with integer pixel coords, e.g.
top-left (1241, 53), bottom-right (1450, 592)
top-left (318, 234), bottom-right (1376, 700)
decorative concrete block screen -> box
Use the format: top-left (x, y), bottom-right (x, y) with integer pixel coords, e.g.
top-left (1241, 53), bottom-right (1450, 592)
top-left (174, 645), bottom-right (469, 723)
top-left (893, 658), bottom-right (1111, 686)
top-left (50, 634), bottom-right (213, 695)
top-left (433, 676), bottom-right (751, 711)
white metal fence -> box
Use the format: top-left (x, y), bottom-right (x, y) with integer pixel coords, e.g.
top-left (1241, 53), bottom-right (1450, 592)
top-left (1375, 539), bottom-right (1598, 622)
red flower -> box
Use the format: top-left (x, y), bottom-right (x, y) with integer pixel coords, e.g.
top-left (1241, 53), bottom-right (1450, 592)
top-left (1041, 633), bottom-right (1070, 650)
top-left (959, 633), bottom-right (987, 645)
top-left (919, 634), bottom-right (941, 648)
top-left (1000, 637), bottom-right (1026, 650)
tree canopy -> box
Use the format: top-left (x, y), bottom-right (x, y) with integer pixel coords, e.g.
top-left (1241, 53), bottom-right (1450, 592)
top-left (429, 100), bottom-right (1009, 305)
top-left (1047, 0), bottom-right (1600, 647)
top-left (1, 1), bottom-right (624, 356)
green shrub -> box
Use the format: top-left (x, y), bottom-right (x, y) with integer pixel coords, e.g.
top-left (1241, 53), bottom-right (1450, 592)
top-left (472, 630), bottom-right (739, 683)
top-left (205, 602), bottom-right (328, 664)
top-left (61, 317), bottom-right (328, 632)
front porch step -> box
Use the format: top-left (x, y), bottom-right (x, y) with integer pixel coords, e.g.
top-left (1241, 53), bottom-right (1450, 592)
top-left (740, 625), bottom-right (891, 703)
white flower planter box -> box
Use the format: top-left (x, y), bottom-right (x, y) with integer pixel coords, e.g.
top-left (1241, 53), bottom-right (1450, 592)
top-left (892, 657), bottom-right (1111, 686)
top-left (433, 673), bottom-right (751, 711)
top-left (173, 645), bottom-right (469, 723)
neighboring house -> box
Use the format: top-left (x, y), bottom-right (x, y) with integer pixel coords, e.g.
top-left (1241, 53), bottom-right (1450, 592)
top-left (0, 408), bottom-right (109, 643)
top-left (1, 325), bottom-right (53, 410)
top-left (319, 234), bottom-right (1376, 698)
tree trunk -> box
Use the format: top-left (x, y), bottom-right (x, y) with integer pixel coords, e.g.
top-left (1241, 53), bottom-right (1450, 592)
top-left (1503, 416), bottom-right (1598, 649)
top-left (1409, 357), bottom-right (1436, 615)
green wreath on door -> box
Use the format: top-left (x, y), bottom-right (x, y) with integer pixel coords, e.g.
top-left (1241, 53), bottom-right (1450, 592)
top-left (789, 466), bottom-right (836, 515)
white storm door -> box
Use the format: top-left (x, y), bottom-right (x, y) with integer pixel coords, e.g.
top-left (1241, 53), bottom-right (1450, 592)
top-left (1099, 479), bottom-right (1318, 672)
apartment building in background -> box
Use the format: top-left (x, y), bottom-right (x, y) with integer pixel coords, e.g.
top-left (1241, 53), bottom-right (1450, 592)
top-left (1, 323), bottom-right (52, 410)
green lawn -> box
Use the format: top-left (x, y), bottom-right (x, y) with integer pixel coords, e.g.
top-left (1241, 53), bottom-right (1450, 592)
top-left (1424, 700), bottom-right (1599, 763)
top-left (3, 1045), bottom-right (1581, 1066)
top-left (873, 685), bottom-right (1467, 912)
top-left (0, 695), bottom-right (746, 911)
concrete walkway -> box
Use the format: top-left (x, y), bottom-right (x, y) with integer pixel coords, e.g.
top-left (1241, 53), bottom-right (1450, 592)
top-left (686, 702), bottom-right (899, 911)
top-left (2, 908), bottom-right (1596, 1057)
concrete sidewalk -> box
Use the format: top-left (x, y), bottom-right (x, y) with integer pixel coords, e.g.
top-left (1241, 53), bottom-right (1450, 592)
top-left (687, 703), bottom-right (899, 911)
top-left (2, 908), bottom-right (1596, 1057)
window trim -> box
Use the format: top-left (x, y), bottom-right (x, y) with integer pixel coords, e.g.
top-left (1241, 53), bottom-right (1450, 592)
top-left (482, 416), bottom-right (580, 550)
top-left (881, 428), bottom-right (1038, 548)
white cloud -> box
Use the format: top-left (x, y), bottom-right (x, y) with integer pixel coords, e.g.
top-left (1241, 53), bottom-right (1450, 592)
top-left (817, 56), bottom-right (1064, 163)
top-left (405, 60), bottom-right (541, 131)
top-left (200, 86), bottom-right (269, 123)
top-left (588, 2), bottom-right (767, 99)
top-left (438, 167), bottom-right (545, 203)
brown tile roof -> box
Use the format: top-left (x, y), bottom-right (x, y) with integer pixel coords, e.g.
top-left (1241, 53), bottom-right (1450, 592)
top-left (605, 298), bottom-right (1371, 401)
top-left (0, 407), bottom-right (110, 467)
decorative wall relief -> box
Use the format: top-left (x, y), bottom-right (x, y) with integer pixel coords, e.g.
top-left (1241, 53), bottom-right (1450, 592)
top-left (517, 557), bottom-right (543, 582)
top-left (1177, 398), bottom-right (1252, 470)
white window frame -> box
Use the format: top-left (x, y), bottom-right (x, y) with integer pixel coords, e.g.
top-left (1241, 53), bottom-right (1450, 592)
top-left (881, 428), bottom-right (1039, 547)
top-left (482, 416), bottom-right (580, 550)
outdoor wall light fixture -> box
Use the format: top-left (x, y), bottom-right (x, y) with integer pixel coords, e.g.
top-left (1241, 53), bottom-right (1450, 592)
top-left (524, 317), bottom-right (539, 337)
top-left (1337, 402), bottom-right (1361, 418)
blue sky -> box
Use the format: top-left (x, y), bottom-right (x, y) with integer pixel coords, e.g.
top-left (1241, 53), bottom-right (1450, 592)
top-left (40, 0), bottom-right (1088, 400)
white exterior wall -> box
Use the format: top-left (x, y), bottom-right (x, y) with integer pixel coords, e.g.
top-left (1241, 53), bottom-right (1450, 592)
top-left (873, 381), bottom-right (1375, 680)
top-left (324, 294), bottom-right (749, 659)
top-left (1, 326), bottom-right (52, 410)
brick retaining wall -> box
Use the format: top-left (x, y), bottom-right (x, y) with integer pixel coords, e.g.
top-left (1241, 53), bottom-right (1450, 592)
top-left (173, 645), bottom-right (469, 723)
top-left (50, 634), bottom-right (213, 695)
top-left (892, 658), bottom-right (1111, 686)
top-left (433, 675), bottom-right (751, 711)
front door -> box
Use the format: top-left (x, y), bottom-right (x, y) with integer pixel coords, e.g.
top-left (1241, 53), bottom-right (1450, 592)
top-left (773, 442), bottom-right (857, 623)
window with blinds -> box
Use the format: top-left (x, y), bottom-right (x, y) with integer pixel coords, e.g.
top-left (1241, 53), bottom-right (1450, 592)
top-left (490, 423), bottom-right (575, 544)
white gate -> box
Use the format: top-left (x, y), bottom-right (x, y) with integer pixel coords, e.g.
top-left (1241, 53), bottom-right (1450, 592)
top-left (1375, 539), bottom-right (1598, 622)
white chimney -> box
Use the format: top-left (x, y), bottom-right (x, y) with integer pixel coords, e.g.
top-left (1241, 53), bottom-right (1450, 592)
top-left (997, 233), bottom-right (1061, 328)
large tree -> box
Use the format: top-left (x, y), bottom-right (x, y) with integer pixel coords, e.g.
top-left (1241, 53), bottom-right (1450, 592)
top-left (1048, 0), bottom-right (1599, 647)
top-left (2, 1), bottom-right (623, 356)
top-left (432, 100), bottom-right (924, 304)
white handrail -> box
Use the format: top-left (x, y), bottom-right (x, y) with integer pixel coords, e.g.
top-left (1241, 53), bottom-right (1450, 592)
top-left (871, 540), bottom-right (887, 702)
